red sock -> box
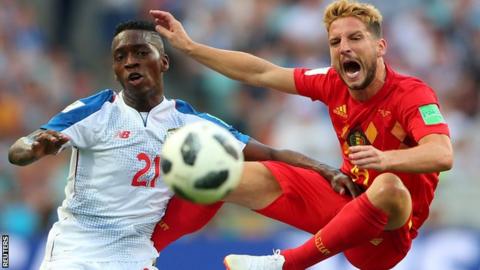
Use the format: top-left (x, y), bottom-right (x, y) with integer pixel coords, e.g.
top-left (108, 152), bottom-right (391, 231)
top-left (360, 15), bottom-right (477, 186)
top-left (151, 196), bottom-right (223, 251)
top-left (282, 193), bottom-right (388, 270)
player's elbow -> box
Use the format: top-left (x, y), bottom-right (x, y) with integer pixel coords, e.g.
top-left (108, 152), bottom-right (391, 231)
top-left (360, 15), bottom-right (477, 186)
top-left (422, 135), bottom-right (454, 172)
top-left (436, 148), bottom-right (453, 172)
top-left (8, 147), bottom-right (21, 166)
top-left (8, 145), bottom-right (30, 166)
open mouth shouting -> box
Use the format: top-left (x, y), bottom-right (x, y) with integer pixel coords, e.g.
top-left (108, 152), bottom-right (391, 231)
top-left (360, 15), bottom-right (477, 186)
top-left (342, 59), bottom-right (362, 81)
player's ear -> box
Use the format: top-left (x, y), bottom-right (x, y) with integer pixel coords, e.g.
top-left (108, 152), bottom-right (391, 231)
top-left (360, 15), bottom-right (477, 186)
top-left (377, 38), bottom-right (387, 57)
top-left (161, 54), bottom-right (169, 72)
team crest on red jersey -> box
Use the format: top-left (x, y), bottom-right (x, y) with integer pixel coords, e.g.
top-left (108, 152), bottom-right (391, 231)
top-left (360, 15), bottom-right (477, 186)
top-left (347, 128), bottom-right (370, 146)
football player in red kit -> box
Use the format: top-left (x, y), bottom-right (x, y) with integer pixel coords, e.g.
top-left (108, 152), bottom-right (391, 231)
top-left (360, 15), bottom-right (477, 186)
top-left (150, 0), bottom-right (453, 269)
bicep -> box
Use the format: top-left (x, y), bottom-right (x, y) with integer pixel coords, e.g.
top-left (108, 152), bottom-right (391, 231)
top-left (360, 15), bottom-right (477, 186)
top-left (257, 66), bottom-right (297, 94)
top-left (418, 133), bottom-right (452, 151)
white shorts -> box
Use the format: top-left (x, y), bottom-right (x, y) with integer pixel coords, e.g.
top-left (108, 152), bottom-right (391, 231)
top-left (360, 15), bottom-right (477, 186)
top-left (41, 212), bottom-right (159, 266)
top-left (39, 259), bottom-right (158, 270)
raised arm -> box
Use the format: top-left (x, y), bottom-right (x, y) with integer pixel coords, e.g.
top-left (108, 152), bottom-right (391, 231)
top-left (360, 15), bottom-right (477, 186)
top-left (149, 10), bottom-right (297, 94)
top-left (8, 129), bottom-right (69, 166)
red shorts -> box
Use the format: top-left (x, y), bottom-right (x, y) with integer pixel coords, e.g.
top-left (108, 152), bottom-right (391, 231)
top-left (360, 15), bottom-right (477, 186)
top-left (256, 161), bottom-right (413, 269)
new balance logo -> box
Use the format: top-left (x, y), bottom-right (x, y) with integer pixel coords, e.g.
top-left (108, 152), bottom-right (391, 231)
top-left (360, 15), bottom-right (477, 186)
top-left (118, 131), bottom-right (131, 139)
top-left (333, 104), bottom-right (348, 118)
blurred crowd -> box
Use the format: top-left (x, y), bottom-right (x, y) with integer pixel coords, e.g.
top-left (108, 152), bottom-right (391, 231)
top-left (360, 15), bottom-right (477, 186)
top-left (1, 0), bottom-right (480, 247)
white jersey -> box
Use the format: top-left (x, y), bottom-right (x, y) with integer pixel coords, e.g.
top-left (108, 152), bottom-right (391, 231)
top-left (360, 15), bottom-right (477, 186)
top-left (40, 89), bottom-right (249, 262)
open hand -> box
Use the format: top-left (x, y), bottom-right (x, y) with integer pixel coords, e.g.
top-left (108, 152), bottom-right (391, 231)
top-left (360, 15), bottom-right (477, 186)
top-left (149, 10), bottom-right (193, 53)
top-left (349, 145), bottom-right (389, 171)
top-left (311, 165), bottom-right (362, 197)
top-left (327, 169), bottom-right (363, 197)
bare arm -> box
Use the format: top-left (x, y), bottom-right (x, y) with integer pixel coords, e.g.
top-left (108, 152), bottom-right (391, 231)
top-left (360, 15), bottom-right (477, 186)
top-left (150, 10), bottom-right (297, 94)
top-left (8, 129), bottom-right (69, 166)
top-left (349, 134), bottom-right (453, 173)
top-left (244, 138), bottom-right (362, 197)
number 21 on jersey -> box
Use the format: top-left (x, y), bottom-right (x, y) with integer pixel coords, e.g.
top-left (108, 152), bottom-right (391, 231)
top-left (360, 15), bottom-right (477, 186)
top-left (131, 153), bottom-right (160, 187)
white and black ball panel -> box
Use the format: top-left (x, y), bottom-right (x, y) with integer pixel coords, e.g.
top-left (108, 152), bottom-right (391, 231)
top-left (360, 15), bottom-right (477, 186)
top-left (171, 184), bottom-right (196, 202)
top-left (213, 133), bottom-right (240, 160)
top-left (180, 132), bottom-right (201, 166)
top-left (161, 121), bottom-right (244, 204)
top-left (160, 158), bottom-right (172, 174)
top-left (194, 170), bottom-right (229, 189)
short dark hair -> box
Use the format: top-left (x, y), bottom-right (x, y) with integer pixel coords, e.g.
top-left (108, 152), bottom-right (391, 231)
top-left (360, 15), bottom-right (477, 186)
top-left (114, 20), bottom-right (160, 37)
top-left (113, 20), bottom-right (165, 52)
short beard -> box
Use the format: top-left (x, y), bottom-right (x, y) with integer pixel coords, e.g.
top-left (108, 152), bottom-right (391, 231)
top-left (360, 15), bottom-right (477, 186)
top-left (349, 60), bottom-right (377, 91)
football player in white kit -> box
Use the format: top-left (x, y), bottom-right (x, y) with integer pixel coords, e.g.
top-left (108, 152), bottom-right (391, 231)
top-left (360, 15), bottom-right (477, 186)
top-left (8, 21), bottom-right (357, 269)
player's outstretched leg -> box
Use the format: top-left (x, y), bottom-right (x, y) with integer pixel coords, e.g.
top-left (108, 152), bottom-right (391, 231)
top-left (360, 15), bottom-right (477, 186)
top-left (151, 196), bottom-right (224, 251)
top-left (224, 173), bottom-right (412, 270)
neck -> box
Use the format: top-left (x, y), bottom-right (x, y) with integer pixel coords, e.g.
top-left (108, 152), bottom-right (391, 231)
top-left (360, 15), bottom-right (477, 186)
top-left (349, 60), bottom-right (386, 102)
top-left (122, 89), bottom-right (164, 112)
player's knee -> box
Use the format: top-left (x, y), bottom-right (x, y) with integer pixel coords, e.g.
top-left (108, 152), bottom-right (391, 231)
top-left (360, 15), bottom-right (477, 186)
top-left (367, 173), bottom-right (411, 216)
top-left (224, 162), bottom-right (281, 209)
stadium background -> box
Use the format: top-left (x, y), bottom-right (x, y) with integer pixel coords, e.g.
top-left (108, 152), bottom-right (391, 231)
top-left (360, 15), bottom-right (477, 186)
top-left (1, 0), bottom-right (479, 269)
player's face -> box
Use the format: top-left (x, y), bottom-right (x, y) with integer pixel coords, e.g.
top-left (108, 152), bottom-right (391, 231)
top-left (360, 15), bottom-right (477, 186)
top-left (328, 17), bottom-right (386, 90)
top-left (112, 30), bottom-right (169, 94)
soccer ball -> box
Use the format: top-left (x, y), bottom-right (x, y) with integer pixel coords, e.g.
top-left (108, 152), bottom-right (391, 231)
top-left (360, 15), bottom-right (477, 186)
top-left (161, 121), bottom-right (244, 204)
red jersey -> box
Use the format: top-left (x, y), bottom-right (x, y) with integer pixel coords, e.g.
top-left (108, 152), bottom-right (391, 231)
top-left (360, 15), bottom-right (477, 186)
top-left (294, 65), bottom-right (450, 233)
